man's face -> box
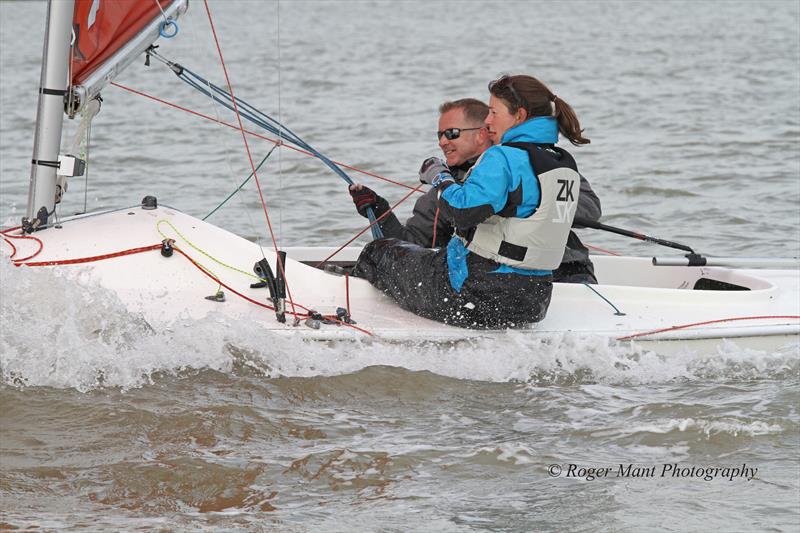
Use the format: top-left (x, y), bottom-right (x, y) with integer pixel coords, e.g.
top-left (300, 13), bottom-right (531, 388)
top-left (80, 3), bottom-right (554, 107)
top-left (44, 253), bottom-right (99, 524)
top-left (437, 108), bottom-right (486, 167)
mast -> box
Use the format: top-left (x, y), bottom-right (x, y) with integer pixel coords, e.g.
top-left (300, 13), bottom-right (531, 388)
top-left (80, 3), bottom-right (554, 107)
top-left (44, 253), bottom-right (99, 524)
top-left (23, 0), bottom-right (188, 231)
top-left (24, 0), bottom-right (75, 232)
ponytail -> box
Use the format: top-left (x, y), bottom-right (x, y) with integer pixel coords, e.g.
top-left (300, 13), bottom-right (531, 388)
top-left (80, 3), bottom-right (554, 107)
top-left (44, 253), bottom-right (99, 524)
top-left (552, 96), bottom-right (590, 146)
top-left (489, 75), bottom-right (590, 146)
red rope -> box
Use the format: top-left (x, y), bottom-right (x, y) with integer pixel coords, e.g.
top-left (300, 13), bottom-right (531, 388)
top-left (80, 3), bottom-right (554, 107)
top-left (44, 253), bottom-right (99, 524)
top-left (345, 272), bottom-right (351, 317)
top-left (585, 243), bottom-right (620, 256)
top-left (173, 246), bottom-right (373, 336)
top-left (8, 238), bottom-right (373, 336)
top-left (432, 206), bottom-right (441, 247)
top-left (617, 315), bottom-right (800, 341)
top-left (14, 244), bottom-right (162, 267)
top-left (315, 183), bottom-right (425, 267)
top-left (107, 85), bottom-right (621, 261)
top-left (173, 246), bottom-right (277, 311)
top-left (3, 232), bottom-right (44, 263)
top-left (12, 235), bottom-right (795, 341)
top-left (202, 0), bottom-right (302, 321)
top-left (110, 81), bottom-right (420, 192)
top-left (2, 237), bottom-right (17, 258)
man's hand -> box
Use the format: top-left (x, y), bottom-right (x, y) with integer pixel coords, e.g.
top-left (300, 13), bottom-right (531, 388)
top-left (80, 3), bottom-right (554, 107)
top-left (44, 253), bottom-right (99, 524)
top-left (418, 157), bottom-right (454, 188)
top-left (349, 184), bottom-right (388, 218)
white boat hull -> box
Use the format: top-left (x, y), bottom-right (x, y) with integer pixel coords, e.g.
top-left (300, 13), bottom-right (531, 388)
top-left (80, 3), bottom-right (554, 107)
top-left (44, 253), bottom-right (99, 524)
top-left (5, 205), bottom-right (799, 351)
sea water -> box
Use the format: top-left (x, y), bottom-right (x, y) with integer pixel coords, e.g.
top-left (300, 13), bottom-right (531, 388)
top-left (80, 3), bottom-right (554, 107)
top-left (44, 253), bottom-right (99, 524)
top-left (1, 1), bottom-right (799, 531)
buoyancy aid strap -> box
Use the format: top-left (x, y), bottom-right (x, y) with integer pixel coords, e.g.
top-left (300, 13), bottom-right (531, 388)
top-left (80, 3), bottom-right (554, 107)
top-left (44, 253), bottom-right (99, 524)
top-left (497, 240), bottom-right (527, 261)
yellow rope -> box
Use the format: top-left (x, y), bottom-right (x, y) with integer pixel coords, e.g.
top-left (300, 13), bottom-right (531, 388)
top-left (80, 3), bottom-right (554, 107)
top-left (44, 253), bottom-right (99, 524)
top-left (156, 219), bottom-right (262, 282)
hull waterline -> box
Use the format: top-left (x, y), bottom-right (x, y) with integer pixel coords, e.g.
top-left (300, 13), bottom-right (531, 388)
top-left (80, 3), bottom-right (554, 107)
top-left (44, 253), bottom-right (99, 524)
top-left (4, 205), bottom-right (799, 352)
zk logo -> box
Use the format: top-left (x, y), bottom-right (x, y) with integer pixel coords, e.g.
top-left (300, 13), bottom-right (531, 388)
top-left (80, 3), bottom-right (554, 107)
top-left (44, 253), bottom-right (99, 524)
top-left (556, 179), bottom-right (575, 202)
top-left (553, 178), bottom-right (576, 223)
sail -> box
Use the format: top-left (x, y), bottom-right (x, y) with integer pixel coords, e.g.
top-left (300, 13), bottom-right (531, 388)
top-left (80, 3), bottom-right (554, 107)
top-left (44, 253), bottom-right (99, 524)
top-left (69, 0), bottom-right (188, 113)
top-left (71, 0), bottom-right (176, 84)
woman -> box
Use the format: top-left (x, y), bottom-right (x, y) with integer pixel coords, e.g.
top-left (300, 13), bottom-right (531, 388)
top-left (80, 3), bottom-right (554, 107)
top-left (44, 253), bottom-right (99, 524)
top-left (353, 75), bottom-right (589, 329)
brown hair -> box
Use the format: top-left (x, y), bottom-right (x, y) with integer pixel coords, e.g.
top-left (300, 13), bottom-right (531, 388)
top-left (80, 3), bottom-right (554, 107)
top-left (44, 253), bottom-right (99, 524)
top-left (488, 75), bottom-right (590, 146)
top-left (439, 98), bottom-right (490, 127)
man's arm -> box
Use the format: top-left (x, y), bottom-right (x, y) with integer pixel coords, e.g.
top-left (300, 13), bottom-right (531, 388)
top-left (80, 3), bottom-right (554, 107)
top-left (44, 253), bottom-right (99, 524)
top-left (398, 188), bottom-right (453, 247)
top-left (351, 185), bottom-right (446, 247)
top-left (378, 188), bottom-right (451, 247)
top-left (573, 173), bottom-right (601, 226)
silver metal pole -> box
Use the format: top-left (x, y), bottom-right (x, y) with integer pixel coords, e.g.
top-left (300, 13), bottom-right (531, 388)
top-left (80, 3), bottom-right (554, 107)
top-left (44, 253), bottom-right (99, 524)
top-left (653, 257), bottom-right (800, 269)
top-left (25, 0), bottom-right (75, 230)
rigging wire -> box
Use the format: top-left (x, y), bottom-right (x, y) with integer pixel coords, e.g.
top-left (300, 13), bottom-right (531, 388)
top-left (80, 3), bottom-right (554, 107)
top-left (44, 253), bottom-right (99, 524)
top-left (201, 0), bottom-right (299, 318)
top-left (315, 183), bottom-right (425, 268)
top-left (166, 5), bottom-right (270, 295)
top-left (108, 80), bottom-right (620, 262)
top-left (154, 0), bottom-right (179, 38)
top-left (618, 316), bottom-right (800, 341)
top-left (153, 0), bottom-right (169, 22)
top-left (109, 77), bottom-right (439, 263)
top-left (183, 7), bottom-right (271, 250)
top-left (583, 283), bottom-right (625, 316)
top-left (203, 147), bottom-right (276, 220)
top-left (146, 46), bottom-right (384, 239)
top-left (83, 104), bottom-right (91, 214)
top-left (277, 0), bottom-right (283, 248)
top-left (59, 27), bottom-right (75, 221)
top-left (110, 81), bottom-right (418, 190)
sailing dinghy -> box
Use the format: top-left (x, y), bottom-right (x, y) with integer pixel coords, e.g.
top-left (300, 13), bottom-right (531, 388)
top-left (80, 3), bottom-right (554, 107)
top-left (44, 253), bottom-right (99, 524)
top-left (3, 0), bottom-right (799, 352)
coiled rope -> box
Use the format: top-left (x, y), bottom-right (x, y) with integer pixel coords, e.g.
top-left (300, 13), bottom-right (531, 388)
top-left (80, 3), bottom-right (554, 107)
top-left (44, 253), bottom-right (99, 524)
top-left (3, 223), bottom-right (373, 336)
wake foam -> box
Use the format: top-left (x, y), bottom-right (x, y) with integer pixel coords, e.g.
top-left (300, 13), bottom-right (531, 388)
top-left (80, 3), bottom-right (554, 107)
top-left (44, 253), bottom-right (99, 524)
top-left (1, 259), bottom-right (797, 391)
top-left (614, 417), bottom-right (783, 438)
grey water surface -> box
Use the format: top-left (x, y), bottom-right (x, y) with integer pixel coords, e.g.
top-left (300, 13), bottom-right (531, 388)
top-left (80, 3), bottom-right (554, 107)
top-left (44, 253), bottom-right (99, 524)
top-left (1, 1), bottom-right (799, 531)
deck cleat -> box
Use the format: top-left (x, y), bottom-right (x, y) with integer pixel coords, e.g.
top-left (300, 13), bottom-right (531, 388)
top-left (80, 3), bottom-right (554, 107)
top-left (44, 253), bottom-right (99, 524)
top-left (160, 238), bottom-right (175, 257)
top-left (204, 290), bottom-right (225, 302)
top-left (322, 264), bottom-right (351, 276)
top-left (336, 307), bottom-right (356, 325)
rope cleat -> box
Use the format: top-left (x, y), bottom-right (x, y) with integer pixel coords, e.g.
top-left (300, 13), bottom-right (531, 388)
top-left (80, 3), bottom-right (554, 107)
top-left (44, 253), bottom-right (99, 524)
top-left (253, 256), bottom-right (286, 323)
top-left (304, 317), bottom-right (321, 329)
top-left (336, 307), bottom-right (356, 325)
top-left (205, 290), bottom-right (225, 303)
top-left (322, 264), bottom-right (350, 276)
top-left (160, 238), bottom-right (175, 257)
top-left (304, 311), bottom-right (333, 329)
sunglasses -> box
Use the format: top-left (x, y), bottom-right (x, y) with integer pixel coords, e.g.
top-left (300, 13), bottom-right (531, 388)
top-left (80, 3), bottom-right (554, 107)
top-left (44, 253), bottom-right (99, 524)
top-left (437, 127), bottom-right (484, 140)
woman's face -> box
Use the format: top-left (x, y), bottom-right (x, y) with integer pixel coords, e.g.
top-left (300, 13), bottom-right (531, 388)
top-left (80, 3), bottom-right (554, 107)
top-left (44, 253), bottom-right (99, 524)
top-left (486, 94), bottom-right (524, 144)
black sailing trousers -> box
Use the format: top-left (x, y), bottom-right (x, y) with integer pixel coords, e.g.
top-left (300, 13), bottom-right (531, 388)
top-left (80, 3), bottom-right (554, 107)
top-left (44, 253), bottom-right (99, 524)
top-left (353, 238), bottom-right (552, 329)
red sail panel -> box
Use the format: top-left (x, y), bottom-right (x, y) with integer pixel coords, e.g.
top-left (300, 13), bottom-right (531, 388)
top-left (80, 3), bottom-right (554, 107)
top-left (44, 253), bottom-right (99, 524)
top-left (71, 0), bottom-right (175, 85)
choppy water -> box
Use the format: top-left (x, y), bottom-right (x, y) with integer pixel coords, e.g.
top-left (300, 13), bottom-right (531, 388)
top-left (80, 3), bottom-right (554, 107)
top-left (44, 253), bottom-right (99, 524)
top-left (1, 0), bottom-right (799, 531)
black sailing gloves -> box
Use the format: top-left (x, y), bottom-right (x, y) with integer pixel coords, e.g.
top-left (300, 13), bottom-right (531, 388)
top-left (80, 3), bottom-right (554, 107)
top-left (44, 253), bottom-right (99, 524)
top-left (418, 157), bottom-right (455, 189)
top-left (349, 184), bottom-right (390, 218)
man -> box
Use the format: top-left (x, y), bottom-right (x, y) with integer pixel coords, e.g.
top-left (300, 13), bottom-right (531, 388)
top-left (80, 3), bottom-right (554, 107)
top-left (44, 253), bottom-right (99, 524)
top-left (349, 98), bottom-right (491, 248)
top-left (349, 98), bottom-right (602, 283)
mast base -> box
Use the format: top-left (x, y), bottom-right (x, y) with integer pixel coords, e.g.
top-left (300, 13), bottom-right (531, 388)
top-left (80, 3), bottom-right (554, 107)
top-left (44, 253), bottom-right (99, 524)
top-left (21, 207), bottom-right (50, 234)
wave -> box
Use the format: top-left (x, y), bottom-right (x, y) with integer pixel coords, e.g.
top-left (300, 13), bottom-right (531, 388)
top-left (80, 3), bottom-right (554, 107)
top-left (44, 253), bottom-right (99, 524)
top-left (1, 259), bottom-right (797, 391)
